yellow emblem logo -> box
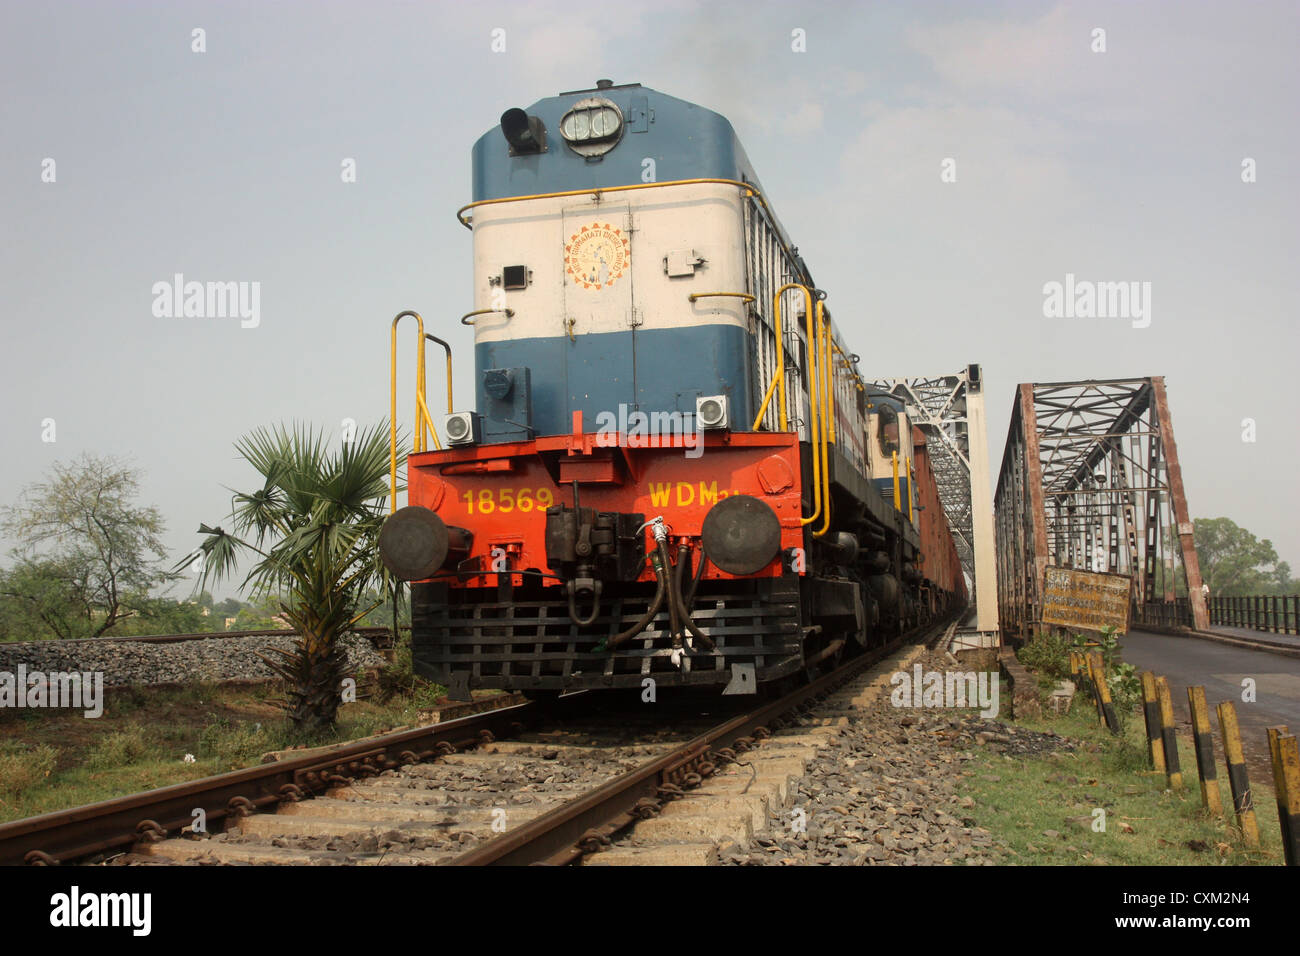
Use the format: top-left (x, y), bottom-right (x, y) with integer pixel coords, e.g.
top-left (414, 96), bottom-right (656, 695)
top-left (564, 222), bottom-right (630, 290)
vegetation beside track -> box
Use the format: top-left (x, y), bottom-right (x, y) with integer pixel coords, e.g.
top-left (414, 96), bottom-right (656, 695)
top-left (963, 682), bottom-right (1281, 866)
top-left (0, 644), bottom-right (451, 825)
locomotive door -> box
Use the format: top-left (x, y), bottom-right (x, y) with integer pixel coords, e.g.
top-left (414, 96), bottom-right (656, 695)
top-left (561, 205), bottom-right (635, 426)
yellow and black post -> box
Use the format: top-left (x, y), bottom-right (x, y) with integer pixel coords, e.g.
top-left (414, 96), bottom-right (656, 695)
top-left (1217, 701), bottom-right (1260, 848)
top-left (1155, 676), bottom-right (1182, 790)
top-left (1141, 672), bottom-right (1165, 773)
top-left (1186, 686), bottom-right (1223, 815)
top-left (1088, 648), bottom-right (1120, 734)
top-left (1266, 726), bottom-right (1299, 865)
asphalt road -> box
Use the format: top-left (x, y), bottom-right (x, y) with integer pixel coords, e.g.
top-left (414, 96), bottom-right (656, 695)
top-left (1119, 629), bottom-right (1300, 790)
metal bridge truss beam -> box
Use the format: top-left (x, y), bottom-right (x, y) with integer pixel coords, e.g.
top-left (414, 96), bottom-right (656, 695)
top-left (993, 377), bottom-right (1207, 637)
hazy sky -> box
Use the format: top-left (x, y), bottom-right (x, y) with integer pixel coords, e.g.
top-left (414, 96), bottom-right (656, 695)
top-left (2, 0), bottom-right (1297, 599)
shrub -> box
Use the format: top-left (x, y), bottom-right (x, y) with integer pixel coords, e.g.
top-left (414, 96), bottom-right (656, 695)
top-left (86, 726), bottom-right (149, 771)
top-left (1017, 632), bottom-right (1072, 680)
top-left (0, 744), bottom-right (58, 796)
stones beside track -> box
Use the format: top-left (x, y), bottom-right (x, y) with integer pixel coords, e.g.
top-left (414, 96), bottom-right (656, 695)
top-left (0, 632), bottom-right (386, 687)
top-left (587, 645), bottom-right (1079, 866)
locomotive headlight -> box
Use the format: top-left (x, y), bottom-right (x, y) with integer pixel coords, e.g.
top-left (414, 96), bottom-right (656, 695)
top-left (696, 395), bottom-right (729, 430)
top-left (559, 96), bottom-right (624, 157)
top-left (444, 411), bottom-right (481, 446)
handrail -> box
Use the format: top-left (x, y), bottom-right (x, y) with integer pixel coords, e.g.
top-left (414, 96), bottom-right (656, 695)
top-left (892, 451), bottom-right (901, 512)
top-left (688, 292), bottom-right (756, 304)
top-left (752, 283), bottom-right (811, 433)
top-left (389, 311), bottom-right (441, 514)
top-left (799, 293), bottom-right (823, 529)
top-left (462, 307), bottom-right (515, 326)
top-left (424, 333), bottom-right (454, 417)
top-left (815, 300), bottom-right (834, 538)
top-left (908, 460), bottom-right (915, 523)
top-left (461, 176), bottom-right (755, 226)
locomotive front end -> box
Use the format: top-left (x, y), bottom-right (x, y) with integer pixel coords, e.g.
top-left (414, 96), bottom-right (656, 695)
top-left (383, 82), bottom-right (810, 698)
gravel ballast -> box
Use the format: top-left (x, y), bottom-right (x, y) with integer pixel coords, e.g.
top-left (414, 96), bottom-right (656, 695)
top-left (720, 650), bottom-right (1080, 865)
top-left (0, 634), bottom-right (386, 687)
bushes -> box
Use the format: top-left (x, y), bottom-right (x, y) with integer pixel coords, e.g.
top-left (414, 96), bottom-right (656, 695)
top-left (85, 727), bottom-right (148, 770)
top-left (1017, 633), bottom-right (1073, 680)
top-left (197, 719), bottom-right (276, 765)
top-left (375, 631), bottom-right (445, 710)
top-left (0, 744), bottom-right (58, 797)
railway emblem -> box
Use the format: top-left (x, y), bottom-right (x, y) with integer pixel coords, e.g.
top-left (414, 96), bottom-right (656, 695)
top-left (565, 222), bottom-right (629, 290)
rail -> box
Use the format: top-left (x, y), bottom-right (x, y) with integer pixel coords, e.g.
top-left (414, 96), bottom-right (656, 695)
top-left (460, 307), bottom-right (514, 326)
top-left (389, 310), bottom-right (448, 513)
top-left (687, 292), bottom-right (755, 305)
top-left (0, 693), bottom-right (533, 866)
top-left (751, 283), bottom-right (810, 433)
top-left (1132, 599), bottom-right (1193, 630)
top-left (815, 299), bottom-right (834, 537)
top-left (1208, 594), bottom-right (1300, 635)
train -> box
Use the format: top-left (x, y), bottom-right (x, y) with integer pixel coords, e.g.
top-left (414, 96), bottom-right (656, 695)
top-left (377, 81), bottom-right (966, 699)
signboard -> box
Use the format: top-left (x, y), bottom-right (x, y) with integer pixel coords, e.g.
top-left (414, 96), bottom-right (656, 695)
top-left (1041, 566), bottom-right (1132, 633)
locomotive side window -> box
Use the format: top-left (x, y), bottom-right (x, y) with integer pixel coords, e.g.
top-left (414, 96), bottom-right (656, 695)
top-left (877, 405), bottom-right (899, 457)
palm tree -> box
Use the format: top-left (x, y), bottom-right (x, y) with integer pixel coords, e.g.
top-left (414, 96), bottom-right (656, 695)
top-left (189, 422), bottom-right (394, 733)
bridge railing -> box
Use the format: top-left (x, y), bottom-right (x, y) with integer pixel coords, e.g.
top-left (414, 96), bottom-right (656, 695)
top-left (1207, 594), bottom-right (1300, 635)
top-left (1132, 599), bottom-right (1193, 631)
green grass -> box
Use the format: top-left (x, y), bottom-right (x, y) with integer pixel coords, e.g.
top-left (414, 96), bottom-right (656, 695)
top-left (963, 686), bottom-right (1282, 866)
top-left (0, 680), bottom-right (451, 824)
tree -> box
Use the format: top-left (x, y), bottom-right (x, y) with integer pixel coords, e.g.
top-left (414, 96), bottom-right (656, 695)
top-left (0, 557), bottom-right (93, 640)
top-left (1, 454), bottom-right (172, 637)
top-left (189, 423), bottom-right (393, 732)
top-left (1195, 517), bottom-right (1293, 596)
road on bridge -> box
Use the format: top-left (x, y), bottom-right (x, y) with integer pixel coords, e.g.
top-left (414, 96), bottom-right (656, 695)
top-left (1119, 629), bottom-right (1300, 794)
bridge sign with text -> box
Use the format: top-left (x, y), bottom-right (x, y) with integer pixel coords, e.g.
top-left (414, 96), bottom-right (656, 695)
top-left (1041, 566), bottom-right (1132, 633)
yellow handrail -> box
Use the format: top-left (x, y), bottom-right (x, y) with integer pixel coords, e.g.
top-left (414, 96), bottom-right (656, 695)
top-left (390, 311), bottom-right (441, 514)
top-left (799, 294), bottom-right (823, 529)
top-left (752, 283), bottom-right (811, 433)
top-left (688, 292), bottom-right (756, 304)
top-left (462, 308), bottom-right (514, 326)
top-left (815, 300), bottom-right (834, 538)
top-left (892, 451), bottom-right (901, 512)
top-left (462, 177), bottom-right (752, 225)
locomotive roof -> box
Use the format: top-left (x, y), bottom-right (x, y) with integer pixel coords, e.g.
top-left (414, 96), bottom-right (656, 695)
top-left (470, 84), bottom-right (810, 279)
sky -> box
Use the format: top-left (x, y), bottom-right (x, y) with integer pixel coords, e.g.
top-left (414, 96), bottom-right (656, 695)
top-left (1, 0), bottom-right (1297, 599)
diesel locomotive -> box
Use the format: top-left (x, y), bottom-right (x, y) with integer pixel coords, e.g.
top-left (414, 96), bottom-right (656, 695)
top-left (378, 81), bottom-right (966, 699)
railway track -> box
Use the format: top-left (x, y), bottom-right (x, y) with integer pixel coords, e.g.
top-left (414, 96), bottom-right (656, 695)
top-left (0, 614), bottom-right (960, 867)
